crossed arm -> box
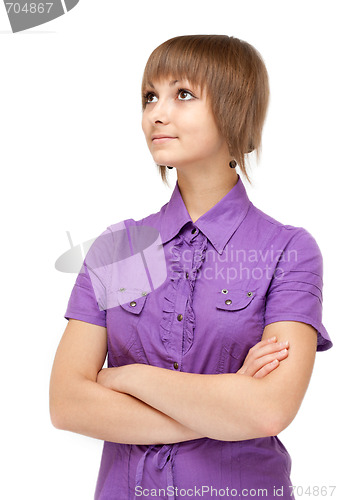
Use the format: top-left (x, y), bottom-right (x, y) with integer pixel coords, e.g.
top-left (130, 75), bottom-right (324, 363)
top-left (49, 319), bottom-right (317, 444)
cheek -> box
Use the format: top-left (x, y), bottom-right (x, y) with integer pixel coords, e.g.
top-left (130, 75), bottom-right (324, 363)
top-left (141, 115), bottom-right (147, 135)
top-left (200, 123), bottom-right (224, 152)
top-left (188, 127), bottom-right (220, 152)
top-left (141, 122), bottom-right (152, 149)
top-left (182, 112), bottom-right (220, 147)
top-left (141, 112), bottom-right (152, 137)
top-left (179, 117), bottom-right (204, 145)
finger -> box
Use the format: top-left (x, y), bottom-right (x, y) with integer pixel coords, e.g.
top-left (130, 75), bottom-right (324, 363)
top-left (244, 348), bottom-right (289, 377)
top-left (257, 348), bottom-right (289, 368)
top-left (249, 336), bottom-right (277, 353)
top-left (254, 359), bottom-right (280, 379)
top-left (249, 341), bottom-right (289, 360)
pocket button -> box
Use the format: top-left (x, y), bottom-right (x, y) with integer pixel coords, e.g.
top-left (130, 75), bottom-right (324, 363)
top-left (118, 288), bottom-right (149, 314)
top-left (216, 289), bottom-right (255, 311)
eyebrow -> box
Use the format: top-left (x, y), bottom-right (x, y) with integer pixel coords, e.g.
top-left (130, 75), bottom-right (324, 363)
top-left (148, 80), bottom-right (180, 89)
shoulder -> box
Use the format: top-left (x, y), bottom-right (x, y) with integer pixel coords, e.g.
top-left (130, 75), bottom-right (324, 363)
top-left (105, 205), bottom-right (166, 249)
top-left (83, 205), bottom-right (165, 270)
top-left (239, 203), bottom-right (324, 281)
top-left (248, 202), bottom-right (304, 234)
top-left (247, 203), bottom-right (322, 260)
top-left (126, 203), bottom-right (166, 231)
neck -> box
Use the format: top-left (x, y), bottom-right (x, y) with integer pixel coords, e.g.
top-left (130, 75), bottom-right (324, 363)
top-left (176, 169), bottom-right (239, 223)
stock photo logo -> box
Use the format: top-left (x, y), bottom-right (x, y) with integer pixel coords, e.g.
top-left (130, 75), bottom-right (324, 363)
top-left (55, 223), bottom-right (168, 310)
top-left (3, 0), bottom-right (79, 33)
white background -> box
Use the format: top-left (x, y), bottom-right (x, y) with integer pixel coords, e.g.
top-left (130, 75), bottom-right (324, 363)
top-left (1, 1), bottom-right (336, 499)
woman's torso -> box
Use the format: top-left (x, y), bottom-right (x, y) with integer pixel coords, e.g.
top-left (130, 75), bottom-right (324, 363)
top-left (70, 177), bottom-right (330, 499)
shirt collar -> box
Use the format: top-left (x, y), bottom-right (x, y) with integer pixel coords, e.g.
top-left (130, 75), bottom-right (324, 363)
top-left (159, 174), bottom-right (251, 255)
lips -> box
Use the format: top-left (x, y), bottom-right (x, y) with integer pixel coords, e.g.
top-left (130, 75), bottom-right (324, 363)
top-left (152, 135), bottom-right (177, 144)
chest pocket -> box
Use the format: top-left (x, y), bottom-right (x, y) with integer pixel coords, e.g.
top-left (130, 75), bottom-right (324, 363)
top-left (118, 289), bottom-right (148, 313)
top-left (106, 288), bottom-right (149, 366)
top-left (216, 288), bottom-right (255, 312)
top-left (215, 288), bottom-right (264, 373)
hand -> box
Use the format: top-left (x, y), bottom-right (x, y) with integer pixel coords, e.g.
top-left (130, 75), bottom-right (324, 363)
top-left (236, 337), bottom-right (289, 378)
top-left (96, 367), bottom-right (112, 388)
top-left (96, 365), bottom-right (131, 392)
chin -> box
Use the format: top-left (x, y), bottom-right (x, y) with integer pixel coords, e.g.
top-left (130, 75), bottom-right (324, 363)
top-left (152, 155), bottom-right (175, 166)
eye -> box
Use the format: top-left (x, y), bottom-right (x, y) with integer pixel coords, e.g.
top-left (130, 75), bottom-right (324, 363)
top-left (144, 92), bottom-right (158, 104)
top-left (177, 89), bottom-right (194, 101)
top-left (142, 88), bottom-right (195, 106)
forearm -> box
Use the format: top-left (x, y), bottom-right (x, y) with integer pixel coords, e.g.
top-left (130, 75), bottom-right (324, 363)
top-left (114, 365), bottom-right (275, 441)
top-left (50, 375), bottom-right (204, 445)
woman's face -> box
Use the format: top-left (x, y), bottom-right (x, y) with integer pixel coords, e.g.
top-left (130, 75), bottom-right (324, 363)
top-left (141, 78), bottom-right (230, 171)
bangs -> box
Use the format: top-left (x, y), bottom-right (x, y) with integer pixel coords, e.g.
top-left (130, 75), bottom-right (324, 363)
top-left (141, 37), bottom-right (213, 109)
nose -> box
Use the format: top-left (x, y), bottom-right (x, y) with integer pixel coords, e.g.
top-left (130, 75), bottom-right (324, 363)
top-left (148, 97), bottom-right (171, 125)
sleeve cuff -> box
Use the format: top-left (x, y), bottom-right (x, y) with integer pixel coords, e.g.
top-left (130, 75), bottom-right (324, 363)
top-left (264, 313), bottom-right (332, 352)
top-left (64, 311), bottom-right (106, 328)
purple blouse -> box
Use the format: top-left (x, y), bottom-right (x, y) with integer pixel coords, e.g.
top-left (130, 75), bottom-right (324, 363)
top-left (64, 174), bottom-right (332, 500)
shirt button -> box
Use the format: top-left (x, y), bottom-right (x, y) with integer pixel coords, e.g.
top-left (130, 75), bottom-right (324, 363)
top-left (225, 299), bottom-right (232, 305)
top-left (173, 362), bottom-right (179, 370)
top-left (177, 314), bottom-right (183, 321)
top-left (185, 272), bottom-right (189, 279)
top-left (130, 301), bottom-right (137, 307)
top-left (191, 228), bottom-right (197, 234)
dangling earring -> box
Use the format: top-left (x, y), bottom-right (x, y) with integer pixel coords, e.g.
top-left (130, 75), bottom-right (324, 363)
top-left (229, 160), bottom-right (237, 169)
top-left (167, 166), bottom-right (173, 169)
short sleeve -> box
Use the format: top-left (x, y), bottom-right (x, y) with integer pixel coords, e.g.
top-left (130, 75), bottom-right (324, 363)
top-left (264, 228), bottom-right (332, 351)
top-left (64, 257), bottom-right (107, 327)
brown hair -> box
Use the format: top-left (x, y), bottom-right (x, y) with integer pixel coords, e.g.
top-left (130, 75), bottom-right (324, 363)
top-left (141, 34), bottom-right (270, 185)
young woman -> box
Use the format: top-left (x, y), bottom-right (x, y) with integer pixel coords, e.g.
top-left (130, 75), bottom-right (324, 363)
top-left (49, 35), bottom-right (332, 499)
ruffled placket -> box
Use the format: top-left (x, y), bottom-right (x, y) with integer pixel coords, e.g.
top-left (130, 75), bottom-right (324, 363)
top-left (159, 229), bottom-right (208, 358)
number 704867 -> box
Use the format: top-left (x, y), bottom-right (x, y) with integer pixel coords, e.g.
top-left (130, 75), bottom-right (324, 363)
top-left (290, 485), bottom-right (336, 497)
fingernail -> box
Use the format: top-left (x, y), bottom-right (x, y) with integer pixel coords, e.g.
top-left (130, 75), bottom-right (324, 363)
top-left (279, 341), bottom-right (289, 347)
top-left (281, 348), bottom-right (288, 354)
top-left (268, 336), bottom-right (277, 342)
top-left (271, 359), bottom-right (279, 365)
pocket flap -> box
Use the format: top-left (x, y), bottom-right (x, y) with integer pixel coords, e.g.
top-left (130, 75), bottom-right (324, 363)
top-left (117, 288), bottom-right (149, 314)
top-left (216, 288), bottom-right (255, 311)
